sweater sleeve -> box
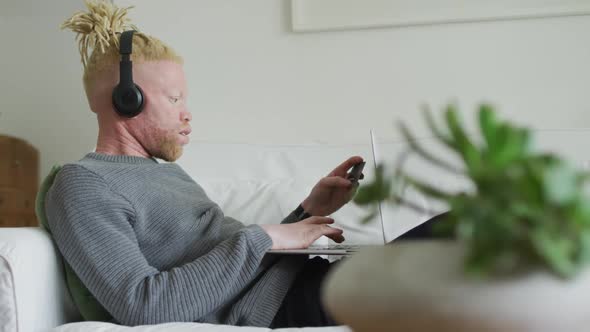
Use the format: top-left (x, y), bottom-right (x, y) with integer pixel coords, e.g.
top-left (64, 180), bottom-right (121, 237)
top-left (280, 209), bottom-right (301, 224)
top-left (45, 164), bottom-right (273, 326)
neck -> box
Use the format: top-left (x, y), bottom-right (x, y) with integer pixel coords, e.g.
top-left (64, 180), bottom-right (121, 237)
top-left (95, 121), bottom-right (150, 158)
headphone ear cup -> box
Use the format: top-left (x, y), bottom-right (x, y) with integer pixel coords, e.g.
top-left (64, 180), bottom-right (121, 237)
top-left (112, 84), bottom-right (145, 118)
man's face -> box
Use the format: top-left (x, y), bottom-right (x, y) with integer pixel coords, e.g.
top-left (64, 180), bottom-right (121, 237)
top-left (130, 60), bottom-right (191, 162)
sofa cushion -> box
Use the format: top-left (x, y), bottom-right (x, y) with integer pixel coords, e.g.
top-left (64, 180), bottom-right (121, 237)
top-left (0, 228), bottom-right (80, 331)
top-left (0, 256), bottom-right (17, 332)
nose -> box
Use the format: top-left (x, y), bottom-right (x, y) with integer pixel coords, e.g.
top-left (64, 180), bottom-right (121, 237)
top-left (182, 110), bottom-right (192, 123)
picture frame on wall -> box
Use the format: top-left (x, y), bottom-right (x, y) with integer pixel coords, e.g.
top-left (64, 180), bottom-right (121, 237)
top-left (291, 0), bottom-right (590, 32)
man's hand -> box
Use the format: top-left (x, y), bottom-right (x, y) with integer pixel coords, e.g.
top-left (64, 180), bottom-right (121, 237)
top-left (260, 216), bottom-right (345, 250)
top-left (301, 156), bottom-right (365, 217)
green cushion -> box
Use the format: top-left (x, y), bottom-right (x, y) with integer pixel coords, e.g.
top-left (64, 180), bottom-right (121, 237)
top-left (36, 165), bottom-right (61, 232)
top-left (36, 165), bottom-right (113, 322)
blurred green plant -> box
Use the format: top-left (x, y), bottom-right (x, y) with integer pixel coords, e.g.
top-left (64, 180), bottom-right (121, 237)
top-left (354, 104), bottom-right (590, 279)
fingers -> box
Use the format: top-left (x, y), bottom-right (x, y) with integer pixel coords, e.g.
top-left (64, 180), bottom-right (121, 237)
top-left (316, 224), bottom-right (344, 239)
top-left (301, 217), bottom-right (345, 238)
top-left (331, 234), bottom-right (345, 243)
top-left (321, 176), bottom-right (353, 188)
top-left (299, 219), bottom-right (346, 247)
top-left (328, 156), bottom-right (364, 177)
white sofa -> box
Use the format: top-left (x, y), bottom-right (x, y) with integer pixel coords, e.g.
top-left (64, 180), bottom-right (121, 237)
top-left (2, 131), bottom-right (588, 332)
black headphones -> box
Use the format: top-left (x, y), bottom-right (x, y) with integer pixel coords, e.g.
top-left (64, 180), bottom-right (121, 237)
top-left (112, 30), bottom-right (145, 118)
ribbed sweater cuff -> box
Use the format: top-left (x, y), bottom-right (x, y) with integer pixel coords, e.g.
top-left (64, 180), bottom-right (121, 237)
top-left (280, 209), bottom-right (300, 225)
top-left (245, 224), bottom-right (273, 253)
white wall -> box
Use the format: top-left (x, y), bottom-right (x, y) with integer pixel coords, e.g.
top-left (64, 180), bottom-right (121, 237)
top-left (1, 0), bottom-right (589, 184)
top-left (0, 1), bottom-right (93, 183)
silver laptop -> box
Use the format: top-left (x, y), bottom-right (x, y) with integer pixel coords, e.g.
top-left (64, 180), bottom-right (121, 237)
top-left (267, 129), bottom-right (387, 255)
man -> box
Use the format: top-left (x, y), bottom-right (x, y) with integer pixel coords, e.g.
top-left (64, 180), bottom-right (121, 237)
top-left (48, 0), bottom-right (362, 328)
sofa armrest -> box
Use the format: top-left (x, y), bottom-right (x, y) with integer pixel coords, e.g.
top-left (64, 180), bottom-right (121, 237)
top-left (0, 227), bottom-right (80, 332)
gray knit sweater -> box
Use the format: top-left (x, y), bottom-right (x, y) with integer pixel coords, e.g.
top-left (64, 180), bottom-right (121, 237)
top-left (45, 152), bottom-right (308, 327)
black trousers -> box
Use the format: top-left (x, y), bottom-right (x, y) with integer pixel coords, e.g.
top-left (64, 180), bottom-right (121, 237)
top-left (269, 212), bottom-right (450, 328)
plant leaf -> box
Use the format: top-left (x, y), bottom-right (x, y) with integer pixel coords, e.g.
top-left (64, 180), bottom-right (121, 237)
top-left (479, 104), bottom-right (497, 151)
top-left (423, 106), bottom-right (455, 149)
top-left (398, 122), bottom-right (464, 175)
top-left (444, 106), bottom-right (482, 175)
top-left (543, 162), bottom-right (578, 205)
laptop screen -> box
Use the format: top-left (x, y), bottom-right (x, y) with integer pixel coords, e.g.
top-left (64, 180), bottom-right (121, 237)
top-left (370, 129), bottom-right (388, 245)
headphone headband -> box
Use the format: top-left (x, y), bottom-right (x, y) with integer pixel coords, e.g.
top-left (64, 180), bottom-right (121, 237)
top-left (118, 30), bottom-right (135, 87)
top-left (119, 30), bottom-right (135, 55)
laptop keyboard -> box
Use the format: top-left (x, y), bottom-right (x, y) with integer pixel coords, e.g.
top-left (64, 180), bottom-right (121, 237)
top-left (307, 244), bottom-right (361, 251)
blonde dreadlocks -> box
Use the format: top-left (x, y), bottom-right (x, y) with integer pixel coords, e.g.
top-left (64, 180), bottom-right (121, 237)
top-left (61, 0), bottom-right (183, 97)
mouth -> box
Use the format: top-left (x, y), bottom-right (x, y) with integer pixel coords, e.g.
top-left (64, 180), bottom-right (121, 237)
top-left (178, 128), bottom-right (191, 145)
top-left (179, 128), bottom-right (192, 136)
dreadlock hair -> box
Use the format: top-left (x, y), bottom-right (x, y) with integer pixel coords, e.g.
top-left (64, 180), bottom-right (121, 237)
top-left (61, 0), bottom-right (183, 99)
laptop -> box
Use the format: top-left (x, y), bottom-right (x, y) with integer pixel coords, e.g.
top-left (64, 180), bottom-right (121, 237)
top-left (267, 129), bottom-right (387, 256)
